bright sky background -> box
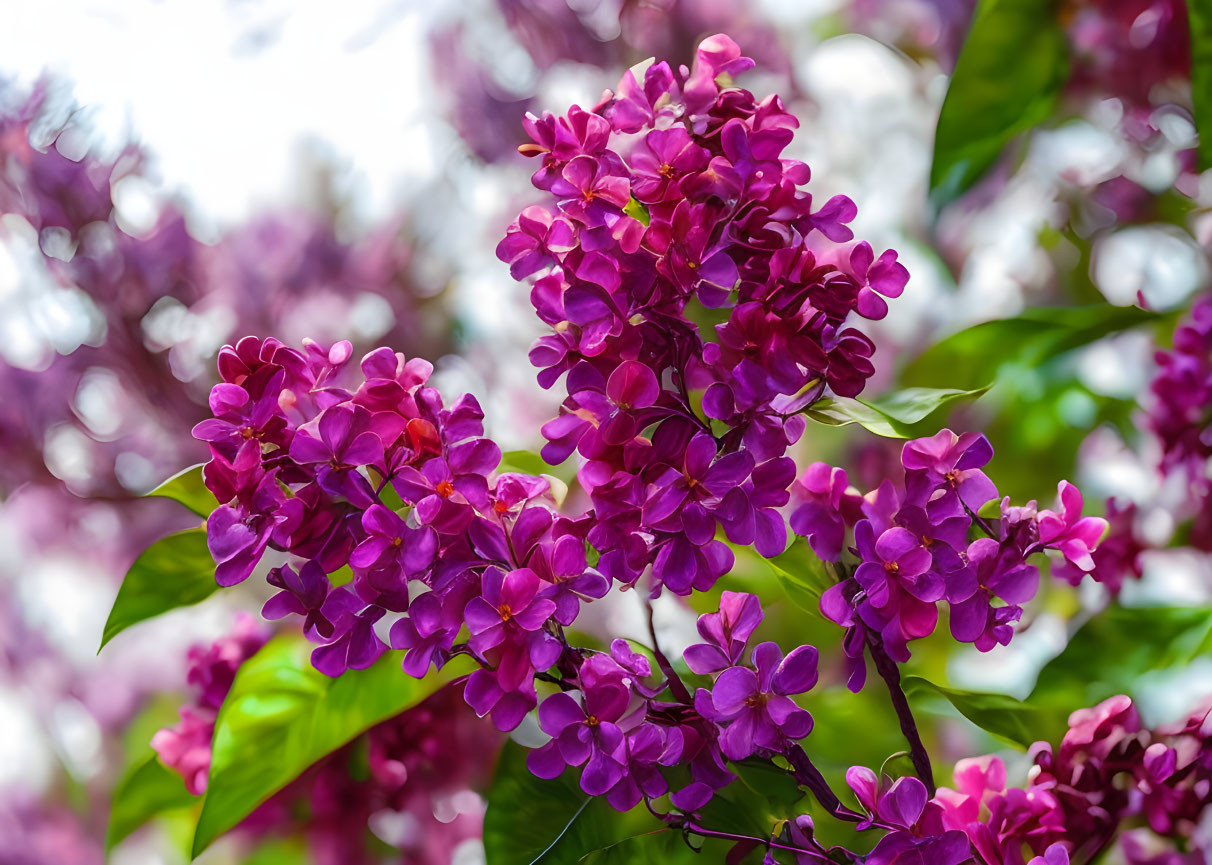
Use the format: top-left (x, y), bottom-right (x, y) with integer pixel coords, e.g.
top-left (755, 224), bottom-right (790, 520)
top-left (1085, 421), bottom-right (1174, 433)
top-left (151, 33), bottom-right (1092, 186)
top-left (2, 0), bottom-right (436, 226)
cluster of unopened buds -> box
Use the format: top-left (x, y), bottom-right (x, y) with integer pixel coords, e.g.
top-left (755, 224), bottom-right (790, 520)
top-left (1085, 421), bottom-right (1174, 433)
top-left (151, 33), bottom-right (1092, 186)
top-left (181, 33), bottom-right (1204, 865)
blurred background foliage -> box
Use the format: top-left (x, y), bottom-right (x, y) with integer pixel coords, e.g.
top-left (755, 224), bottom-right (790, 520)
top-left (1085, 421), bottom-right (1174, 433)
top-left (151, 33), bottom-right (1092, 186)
top-left (0, 1), bottom-right (1210, 863)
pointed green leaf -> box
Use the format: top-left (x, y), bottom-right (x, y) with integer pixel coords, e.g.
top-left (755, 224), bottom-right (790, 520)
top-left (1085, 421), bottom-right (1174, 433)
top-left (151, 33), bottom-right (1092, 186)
top-left (805, 386), bottom-right (990, 438)
top-left (904, 676), bottom-right (1068, 749)
top-left (901, 304), bottom-right (1163, 391)
top-left (768, 540), bottom-right (835, 612)
top-left (726, 539), bottom-right (834, 615)
top-left (499, 449), bottom-right (576, 485)
top-left (99, 529), bottom-right (218, 652)
top-left (929, 0), bottom-right (1069, 208)
top-left (145, 464), bottom-right (214, 518)
top-left (192, 639), bottom-right (471, 857)
top-left (106, 754), bottom-right (198, 851)
top-left (624, 196), bottom-right (651, 226)
top-left (1188, 0), bottom-right (1212, 170)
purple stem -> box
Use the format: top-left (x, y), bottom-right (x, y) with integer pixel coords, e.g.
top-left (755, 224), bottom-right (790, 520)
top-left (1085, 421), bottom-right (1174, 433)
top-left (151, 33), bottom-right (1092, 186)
top-left (962, 499), bottom-right (998, 540)
top-left (865, 633), bottom-right (935, 795)
top-left (645, 598), bottom-right (693, 704)
top-left (785, 745), bottom-right (865, 823)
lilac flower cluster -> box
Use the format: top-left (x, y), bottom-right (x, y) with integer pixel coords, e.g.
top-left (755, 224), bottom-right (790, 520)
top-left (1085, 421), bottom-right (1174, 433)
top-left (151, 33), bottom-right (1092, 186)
top-left (432, 1), bottom-right (790, 163)
top-left (185, 34), bottom-right (1137, 863)
top-left (791, 430), bottom-right (1107, 688)
top-left (1148, 294), bottom-right (1212, 552)
top-left (197, 336), bottom-right (825, 809)
top-left (933, 695), bottom-right (1212, 865)
top-left (523, 591), bottom-right (819, 812)
top-left (198, 329), bottom-right (833, 809)
top-left (498, 34), bottom-right (908, 596)
top-left (195, 331), bottom-right (832, 811)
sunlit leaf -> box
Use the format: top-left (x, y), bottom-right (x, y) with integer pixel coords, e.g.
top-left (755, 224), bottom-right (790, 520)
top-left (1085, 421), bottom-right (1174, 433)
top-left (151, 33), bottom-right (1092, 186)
top-left (805, 387), bottom-right (990, 438)
top-left (624, 197), bottom-right (651, 226)
top-left (1188, 0), bottom-right (1212, 170)
top-left (145, 464), bottom-right (215, 518)
top-left (900, 305), bottom-right (1162, 391)
top-left (99, 529), bottom-right (218, 652)
top-left (106, 755), bottom-right (198, 851)
top-left (499, 449), bottom-right (577, 485)
top-left (930, 0), bottom-right (1069, 208)
top-left (727, 540), bottom-right (834, 615)
top-left (192, 639), bottom-right (471, 857)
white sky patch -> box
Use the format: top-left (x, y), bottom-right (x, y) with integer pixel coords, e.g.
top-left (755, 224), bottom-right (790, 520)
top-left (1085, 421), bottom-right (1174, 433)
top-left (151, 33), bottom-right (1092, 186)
top-left (2, 0), bottom-right (429, 226)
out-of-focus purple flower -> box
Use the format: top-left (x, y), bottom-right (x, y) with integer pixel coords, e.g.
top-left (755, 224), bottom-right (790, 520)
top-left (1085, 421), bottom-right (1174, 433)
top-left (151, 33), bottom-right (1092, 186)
top-left (152, 618), bottom-right (269, 794)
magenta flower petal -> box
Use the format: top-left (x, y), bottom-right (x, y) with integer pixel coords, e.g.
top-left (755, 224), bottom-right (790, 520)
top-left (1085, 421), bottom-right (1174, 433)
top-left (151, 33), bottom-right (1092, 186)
top-left (711, 666), bottom-right (758, 717)
top-left (772, 645), bottom-right (819, 696)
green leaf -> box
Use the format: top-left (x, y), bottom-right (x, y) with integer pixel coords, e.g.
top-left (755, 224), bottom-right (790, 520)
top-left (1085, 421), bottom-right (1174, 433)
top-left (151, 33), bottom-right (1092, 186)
top-left (106, 755), bottom-right (198, 851)
top-left (499, 449), bottom-right (577, 485)
top-left (145, 464), bottom-right (215, 518)
top-left (99, 529), bottom-right (219, 652)
top-left (623, 196), bottom-right (651, 227)
top-left (499, 449), bottom-right (550, 476)
top-left (1029, 605), bottom-right (1212, 709)
top-left (583, 829), bottom-right (730, 864)
top-left (1188, 0), bottom-right (1212, 170)
top-left (805, 386), bottom-right (990, 438)
top-left (732, 758), bottom-right (808, 815)
top-left (904, 676), bottom-right (1068, 749)
top-left (726, 539), bottom-right (834, 615)
top-left (929, 0), bottom-right (1069, 208)
top-left (900, 305), bottom-right (1163, 391)
top-left (192, 639), bottom-right (471, 857)
top-left (483, 741), bottom-right (658, 865)
top-left (768, 541), bottom-right (835, 612)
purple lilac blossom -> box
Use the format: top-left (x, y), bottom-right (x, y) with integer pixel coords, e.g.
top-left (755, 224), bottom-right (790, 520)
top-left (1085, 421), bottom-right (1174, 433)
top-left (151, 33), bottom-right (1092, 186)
top-left (499, 33), bottom-right (909, 597)
top-left (801, 429), bottom-right (1105, 685)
